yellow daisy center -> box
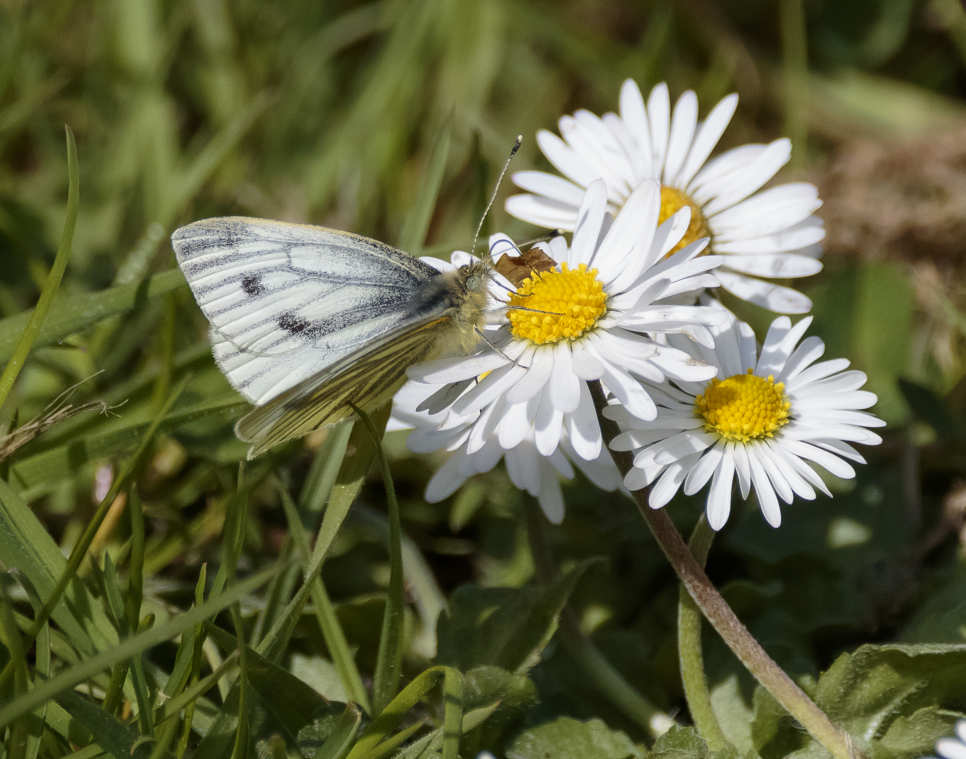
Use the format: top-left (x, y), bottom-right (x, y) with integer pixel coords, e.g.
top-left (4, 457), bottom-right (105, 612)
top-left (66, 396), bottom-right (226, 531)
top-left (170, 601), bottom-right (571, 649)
top-left (695, 370), bottom-right (791, 443)
top-left (659, 185), bottom-right (711, 257)
top-left (507, 262), bottom-right (607, 345)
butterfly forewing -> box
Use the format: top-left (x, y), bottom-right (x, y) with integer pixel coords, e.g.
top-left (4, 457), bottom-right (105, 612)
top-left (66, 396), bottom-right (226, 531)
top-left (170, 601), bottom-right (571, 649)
top-left (173, 217), bottom-right (445, 404)
top-left (234, 315), bottom-right (452, 458)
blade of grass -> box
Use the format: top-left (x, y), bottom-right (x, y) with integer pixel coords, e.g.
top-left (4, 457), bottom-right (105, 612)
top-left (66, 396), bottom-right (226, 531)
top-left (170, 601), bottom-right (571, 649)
top-left (299, 423), bottom-right (354, 529)
top-left (10, 394), bottom-right (248, 491)
top-left (278, 480), bottom-right (370, 712)
top-left (130, 615), bottom-right (157, 738)
top-left (52, 687), bottom-right (162, 759)
top-left (441, 668), bottom-right (462, 759)
top-left (350, 404), bottom-right (404, 715)
top-left (354, 503), bottom-right (445, 659)
top-left (309, 704), bottom-right (363, 759)
top-left (356, 722), bottom-right (425, 759)
top-left (0, 269), bottom-right (187, 366)
top-left (398, 121), bottom-right (452, 255)
top-left (0, 482), bottom-right (118, 658)
top-left (24, 604), bottom-right (49, 759)
top-left (228, 465), bottom-right (250, 759)
top-left (0, 564), bottom-right (279, 729)
top-left (156, 650), bottom-right (239, 728)
top-left (256, 403), bottom-right (392, 664)
top-left (0, 375), bottom-right (191, 695)
top-left (0, 126), bottom-right (79, 412)
top-left (344, 667), bottom-right (450, 759)
top-left (0, 580), bottom-right (30, 759)
top-left (177, 565), bottom-right (211, 758)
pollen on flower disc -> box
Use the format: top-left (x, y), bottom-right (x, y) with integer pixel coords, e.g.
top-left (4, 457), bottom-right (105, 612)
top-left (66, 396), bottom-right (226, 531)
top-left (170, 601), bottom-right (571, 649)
top-left (507, 262), bottom-right (607, 345)
top-left (696, 370), bottom-right (791, 442)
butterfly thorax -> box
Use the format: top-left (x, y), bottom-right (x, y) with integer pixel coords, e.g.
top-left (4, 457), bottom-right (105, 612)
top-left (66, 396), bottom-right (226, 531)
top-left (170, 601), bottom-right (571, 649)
top-left (411, 262), bottom-right (490, 354)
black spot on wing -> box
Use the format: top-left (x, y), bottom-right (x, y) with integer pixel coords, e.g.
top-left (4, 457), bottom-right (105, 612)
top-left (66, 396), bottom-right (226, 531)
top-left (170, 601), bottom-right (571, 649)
top-left (241, 274), bottom-right (264, 296)
top-left (279, 312), bottom-right (311, 335)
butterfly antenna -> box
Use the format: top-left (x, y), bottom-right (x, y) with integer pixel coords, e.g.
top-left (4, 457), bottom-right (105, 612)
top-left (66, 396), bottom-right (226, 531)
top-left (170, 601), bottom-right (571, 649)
top-left (473, 135), bottom-right (522, 267)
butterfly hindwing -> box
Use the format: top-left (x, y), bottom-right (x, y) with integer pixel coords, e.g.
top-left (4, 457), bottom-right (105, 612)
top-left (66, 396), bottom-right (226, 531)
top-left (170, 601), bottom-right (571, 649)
top-left (234, 315), bottom-right (453, 458)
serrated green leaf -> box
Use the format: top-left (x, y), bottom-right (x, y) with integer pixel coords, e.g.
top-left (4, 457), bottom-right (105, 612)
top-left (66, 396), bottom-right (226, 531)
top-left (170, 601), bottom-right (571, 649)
top-left (879, 707), bottom-right (965, 755)
top-left (649, 725), bottom-right (713, 759)
top-left (815, 644), bottom-right (966, 739)
top-left (506, 717), bottom-right (644, 759)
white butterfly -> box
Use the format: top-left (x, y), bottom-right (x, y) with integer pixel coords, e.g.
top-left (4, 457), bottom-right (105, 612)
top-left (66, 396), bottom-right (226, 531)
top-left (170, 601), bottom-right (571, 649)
top-left (172, 217), bottom-right (491, 458)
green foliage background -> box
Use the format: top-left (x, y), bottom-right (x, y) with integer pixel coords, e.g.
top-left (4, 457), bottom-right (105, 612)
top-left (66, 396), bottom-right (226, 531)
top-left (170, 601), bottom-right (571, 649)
top-left (2, 0), bottom-right (966, 757)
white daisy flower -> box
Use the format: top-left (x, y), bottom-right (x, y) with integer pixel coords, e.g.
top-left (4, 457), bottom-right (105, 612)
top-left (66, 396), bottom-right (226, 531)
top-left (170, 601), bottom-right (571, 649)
top-left (926, 720), bottom-right (966, 759)
top-left (505, 80), bottom-right (825, 314)
top-left (392, 379), bottom-right (623, 524)
top-left (407, 178), bottom-right (728, 465)
top-left (607, 310), bottom-right (885, 530)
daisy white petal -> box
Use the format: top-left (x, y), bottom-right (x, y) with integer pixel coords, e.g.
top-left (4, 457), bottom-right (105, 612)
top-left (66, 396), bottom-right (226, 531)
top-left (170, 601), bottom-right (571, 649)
top-left (618, 79), bottom-right (654, 175)
top-left (677, 93), bottom-right (738, 189)
top-left (715, 269), bottom-right (814, 314)
top-left (647, 83), bottom-right (672, 174)
top-left (649, 455), bottom-right (698, 508)
top-left (508, 80), bottom-right (824, 313)
top-left (664, 90), bottom-right (699, 187)
top-left (402, 191), bottom-right (725, 514)
top-left (615, 315), bottom-right (883, 529)
top-left (700, 139), bottom-right (792, 216)
top-left (928, 720), bottom-right (966, 759)
top-left (706, 451), bottom-right (736, 530)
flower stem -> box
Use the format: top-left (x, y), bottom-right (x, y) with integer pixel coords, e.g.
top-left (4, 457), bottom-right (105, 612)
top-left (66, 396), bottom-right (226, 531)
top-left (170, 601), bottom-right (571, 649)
top-left (589, 381), bottom-right (863, 759)
top-left (678, 516), bottom-right (728, 750)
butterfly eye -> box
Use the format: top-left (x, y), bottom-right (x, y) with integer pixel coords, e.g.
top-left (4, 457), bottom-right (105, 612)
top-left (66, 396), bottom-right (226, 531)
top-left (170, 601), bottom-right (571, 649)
top-left (466, 275), bottom-right (481, 291)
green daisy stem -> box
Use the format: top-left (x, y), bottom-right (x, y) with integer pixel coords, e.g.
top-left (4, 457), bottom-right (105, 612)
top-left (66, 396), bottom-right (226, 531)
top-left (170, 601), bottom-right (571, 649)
top-left (589, 381), bottom-right (863, 759)
top-left (677, 516), bottom-right (728, 750)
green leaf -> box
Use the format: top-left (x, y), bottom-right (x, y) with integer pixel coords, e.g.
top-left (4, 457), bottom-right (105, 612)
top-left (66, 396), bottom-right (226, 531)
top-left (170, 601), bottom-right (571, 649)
top-left (52, 688), bottom-right (162, 759)
top-left (879, 707), bottom-right (965, 756)
top-left (463, 665), bottom-right (537, 714)
top-left (815, 644), bottom-right (966, 744)
top-left (506, 717), bottom-right (644, 759)
top-left (435, 562), bottom-right (591, 673)
top-left (649, 725), bottom-right (713, 759)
